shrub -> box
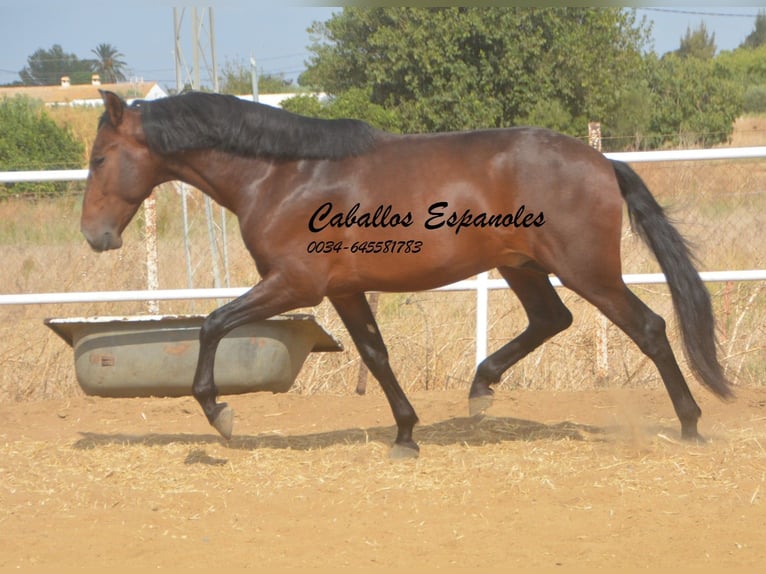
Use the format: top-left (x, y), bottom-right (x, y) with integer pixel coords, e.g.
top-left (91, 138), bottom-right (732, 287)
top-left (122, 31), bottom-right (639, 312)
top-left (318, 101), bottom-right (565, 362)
top-left (0, 96), bottom-right (84, 197)
top-left (743, 85), bottom-right (766, 114)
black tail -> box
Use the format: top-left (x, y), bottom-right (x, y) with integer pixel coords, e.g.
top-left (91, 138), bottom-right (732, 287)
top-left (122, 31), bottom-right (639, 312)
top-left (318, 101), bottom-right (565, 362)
top-left (610, 159), bottom-right (733, 399)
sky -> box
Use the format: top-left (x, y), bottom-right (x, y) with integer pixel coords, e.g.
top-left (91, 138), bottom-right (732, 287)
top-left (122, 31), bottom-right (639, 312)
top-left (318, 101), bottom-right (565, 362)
top-left (1, 2), bottom-right (764, 90)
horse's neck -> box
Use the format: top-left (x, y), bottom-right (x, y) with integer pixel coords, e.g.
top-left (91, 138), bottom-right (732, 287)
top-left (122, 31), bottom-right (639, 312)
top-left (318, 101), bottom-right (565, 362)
top-left (166, 151), bottom-right (273, 212)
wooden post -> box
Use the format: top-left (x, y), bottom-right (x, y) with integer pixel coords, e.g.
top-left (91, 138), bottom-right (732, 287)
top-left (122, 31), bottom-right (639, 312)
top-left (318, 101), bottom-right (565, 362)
top-left (722, 280), bottom-right (732, 339)
top-left (589, 122), bottom-right (609, 384)
top-left (588, 121), bottom-right (602, 151)
top-left (144, 193), bottom-right (159, 314)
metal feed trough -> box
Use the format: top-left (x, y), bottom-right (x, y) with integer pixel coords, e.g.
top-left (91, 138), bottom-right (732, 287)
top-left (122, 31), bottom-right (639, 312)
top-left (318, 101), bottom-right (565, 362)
top-left (45, 313), bottom-right (343, 398)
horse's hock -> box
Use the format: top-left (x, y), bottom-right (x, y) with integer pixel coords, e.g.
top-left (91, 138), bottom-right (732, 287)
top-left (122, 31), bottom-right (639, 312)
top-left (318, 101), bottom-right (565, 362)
top-left (45, 313), bottom-right (342, 397)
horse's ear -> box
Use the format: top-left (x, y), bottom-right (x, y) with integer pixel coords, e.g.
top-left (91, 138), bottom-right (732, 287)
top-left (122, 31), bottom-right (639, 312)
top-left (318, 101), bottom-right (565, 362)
top-left (100, 90), bottom-right (125, 127)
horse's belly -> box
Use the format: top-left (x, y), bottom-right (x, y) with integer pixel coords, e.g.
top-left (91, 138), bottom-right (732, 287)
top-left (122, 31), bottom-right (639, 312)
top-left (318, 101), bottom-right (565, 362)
top-left (326, 245), bottom-right (530, 294)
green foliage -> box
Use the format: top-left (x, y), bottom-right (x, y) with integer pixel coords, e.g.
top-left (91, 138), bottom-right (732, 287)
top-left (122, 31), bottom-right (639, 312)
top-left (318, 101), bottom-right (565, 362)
top-left (300, 7), bottom-right (651, 137)
top-left (716, 44), bottom-right (766, 86)
top-left (0, 96), bottom-right (84, 197)
top-left (741, 11), bottom-right (766, 49)
top-left (282, 88), bottom-right (401, 132)
top-left (516, 99), bottom-right (573, 134)
top-left (259, 74), bottom-right (295, 94)
top-left (609, 80), bottom-right (655, 150)
top-left (19, 44), bottom-right (96, 86)
top-left (17, 43), bottom-right (128, 87)
top-left (743, 85), bottom-right (766, 114)
top-left (281, 94), bottom-right (324, 117)
top-left (676, 22), bottom-right (716, 60)
top-left (91, 43), bottom-right (127, 83)
top-left (219, 58), bottom-right (296, 95)
top-left (645, 53), bottom-right (742, 148)
top-left (714, 43), bottom-right (766, 124)
top-left (219, 60), bottom-right (252, 95)
top-left (298, 7), bottom-right (750, 150)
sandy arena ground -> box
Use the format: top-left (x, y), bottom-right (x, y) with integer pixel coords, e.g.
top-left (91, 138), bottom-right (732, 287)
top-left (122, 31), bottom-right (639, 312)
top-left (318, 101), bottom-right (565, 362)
top-left (1, 385), bottom-right (765, 568)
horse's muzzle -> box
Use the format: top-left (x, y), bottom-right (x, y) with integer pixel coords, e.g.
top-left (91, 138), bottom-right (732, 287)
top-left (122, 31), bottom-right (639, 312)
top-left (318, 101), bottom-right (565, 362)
top-left (82, 228), bottom-right (123, 252)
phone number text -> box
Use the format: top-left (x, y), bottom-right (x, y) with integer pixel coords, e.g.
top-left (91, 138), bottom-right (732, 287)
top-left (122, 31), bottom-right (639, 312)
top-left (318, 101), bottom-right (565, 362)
top-left (306, 240), bottom-right (423, 254)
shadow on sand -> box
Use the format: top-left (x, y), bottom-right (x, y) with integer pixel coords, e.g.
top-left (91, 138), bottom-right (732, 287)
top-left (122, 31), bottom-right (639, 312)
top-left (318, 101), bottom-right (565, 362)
top-left (72, 414), bottom-right (606, 463)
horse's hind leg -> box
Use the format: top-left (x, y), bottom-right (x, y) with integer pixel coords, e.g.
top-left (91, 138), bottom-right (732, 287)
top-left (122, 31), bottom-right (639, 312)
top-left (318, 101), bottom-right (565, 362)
top-left (329, 292), bottom-right (420, 459)
top-left (469, 266), bottom-right (573, 415)
top-left (559, 273), bottom-right (703, 440)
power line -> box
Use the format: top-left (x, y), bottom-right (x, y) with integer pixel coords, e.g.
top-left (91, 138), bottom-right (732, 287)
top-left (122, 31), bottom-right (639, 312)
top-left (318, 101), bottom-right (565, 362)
top-left (638, 7), bottom-right (762, 19)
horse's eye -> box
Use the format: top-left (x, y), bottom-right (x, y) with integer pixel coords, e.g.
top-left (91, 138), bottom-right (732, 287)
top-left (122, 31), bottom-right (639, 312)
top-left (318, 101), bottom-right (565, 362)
top-left (91, 156), bottom-right (106, 168)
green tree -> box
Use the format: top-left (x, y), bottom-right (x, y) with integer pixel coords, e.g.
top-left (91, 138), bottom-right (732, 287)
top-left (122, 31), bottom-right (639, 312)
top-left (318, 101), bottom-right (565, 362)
top-left (259, 74), bottom-right (294, 94)
top-left (300, 7), bottom-right (651, 137)
top-left (0, 96), bottom-right (84, 196)
top-left (716, 44), bottom-right (766, 84)
top-left (676, 22), bottom-right (716, 59)
top-left (610, 80), bottom-right (655, 149)
top-left (19, 45), bottom-right (95, 86)
top-left (742, 85), bottom-right (766, 114)
top-left (741, 11), bottom-right (766, 49)
top-left (716, 44), bottom-right (766, 114)
top-left (282, 87), bottom-right (401, 132)
top-left (645, 53), bottom-right (742, 148)
top-left (220, 58), bottom-right (295, 95)
top-left (91, 43), bottom-right (127, 83)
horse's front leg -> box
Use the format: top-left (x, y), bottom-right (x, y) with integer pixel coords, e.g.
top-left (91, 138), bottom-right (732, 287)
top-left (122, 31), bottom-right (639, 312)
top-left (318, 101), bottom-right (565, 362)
top-left (192, 276), bottom-right (313, 439)
top-left (329, 292), bottom-right (420, 458)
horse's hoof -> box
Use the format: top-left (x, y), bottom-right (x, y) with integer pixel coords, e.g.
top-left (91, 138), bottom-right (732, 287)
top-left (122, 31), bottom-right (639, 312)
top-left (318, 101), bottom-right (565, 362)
top-left (211, 405), bottom-right (234, 440)
top-left (681, 428), bottom-right (706, 444)
top-left (469, 395), bottom-right (493, 417)
top-left (389, 443), bottom-right (420, 460)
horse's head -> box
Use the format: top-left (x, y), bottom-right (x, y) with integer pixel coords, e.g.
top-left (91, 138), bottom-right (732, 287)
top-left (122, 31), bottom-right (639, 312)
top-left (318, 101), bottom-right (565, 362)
top-left (81, 91), bottom-right (161, 252)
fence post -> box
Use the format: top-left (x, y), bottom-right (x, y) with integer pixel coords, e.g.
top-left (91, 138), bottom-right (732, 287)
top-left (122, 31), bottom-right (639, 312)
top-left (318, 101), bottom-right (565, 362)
top-left (143, 193), bottom-right (159, 314)
top-left (476, 271), bottom-right (489, 366)
top-left (589, 122), bottom-right (609, 383)
top-left (179, 183), bottom-right (195, 290)
top-left (588, 121), bottom-right (601, 151)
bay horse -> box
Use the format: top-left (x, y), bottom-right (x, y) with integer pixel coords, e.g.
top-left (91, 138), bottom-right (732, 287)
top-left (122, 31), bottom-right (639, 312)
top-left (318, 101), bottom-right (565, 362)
top-left (81, 90), bottom-right (732, 458)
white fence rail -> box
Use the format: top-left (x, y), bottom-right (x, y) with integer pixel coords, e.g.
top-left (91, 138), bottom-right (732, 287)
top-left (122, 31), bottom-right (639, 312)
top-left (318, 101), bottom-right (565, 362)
top-left (2, 145), bottom-right (766, 366)
top-left (0, 169), bottom-right (88, 183)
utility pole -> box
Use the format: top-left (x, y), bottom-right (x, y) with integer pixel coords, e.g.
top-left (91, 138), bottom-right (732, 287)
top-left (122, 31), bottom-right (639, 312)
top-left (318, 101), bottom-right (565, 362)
top-left (171, 7), bottom-right (227, 296)
top-left (172, 6), bottom-right (220, 93)
top-left (173, 8), bottom-right (183, 92)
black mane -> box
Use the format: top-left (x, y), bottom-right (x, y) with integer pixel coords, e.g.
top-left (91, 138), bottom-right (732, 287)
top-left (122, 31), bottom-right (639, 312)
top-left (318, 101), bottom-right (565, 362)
top-left (128, 92), bottom-right (379, 160)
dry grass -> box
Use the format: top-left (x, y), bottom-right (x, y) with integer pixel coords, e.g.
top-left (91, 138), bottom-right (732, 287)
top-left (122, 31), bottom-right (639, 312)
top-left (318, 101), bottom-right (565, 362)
top-left (731, 115), bottom-right (766, 147)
